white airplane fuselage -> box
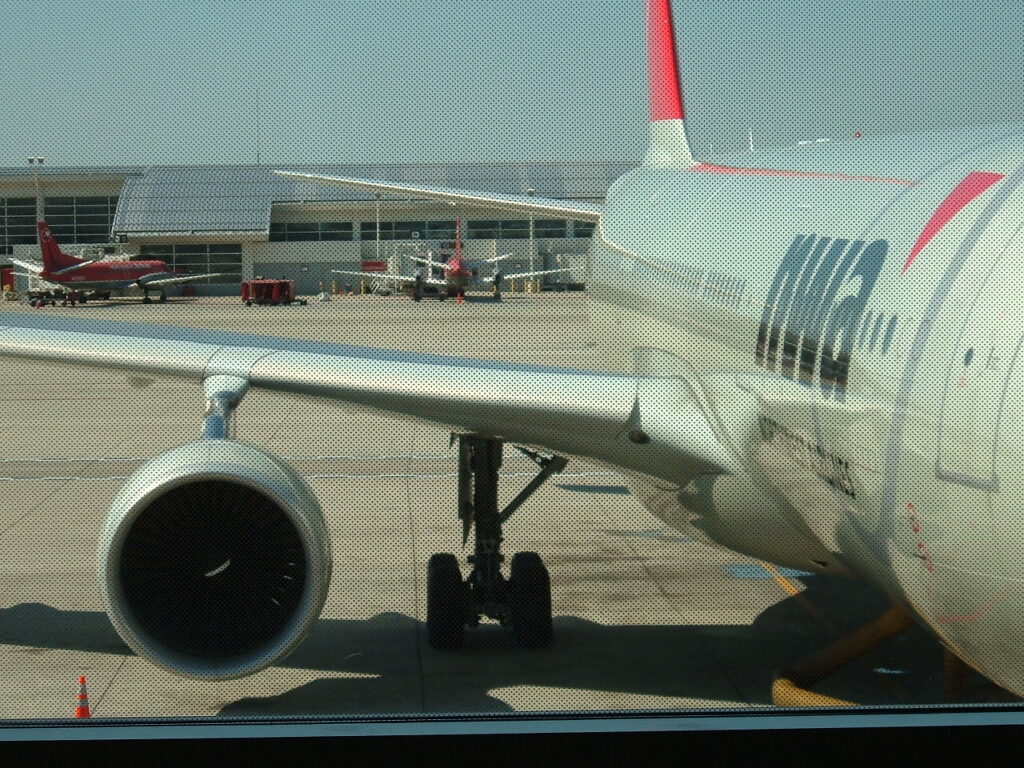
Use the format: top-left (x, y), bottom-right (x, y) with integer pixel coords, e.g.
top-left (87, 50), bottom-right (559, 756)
top-left (587, 124), bottom-right (1024, 693)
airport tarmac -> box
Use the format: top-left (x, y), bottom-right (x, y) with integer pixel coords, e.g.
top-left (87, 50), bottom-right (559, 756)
top-left (0, 292), bottom-right (1011, 719)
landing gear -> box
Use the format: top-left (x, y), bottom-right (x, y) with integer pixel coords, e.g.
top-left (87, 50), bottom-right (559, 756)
top-left (423, 434), bottom-right (566, 650)
top-left (509, 551), bottom-right (552, 648)
top-left (426, 553), bottom-right (469, 649)
top-left (143, 294), bottom-right (151, 304)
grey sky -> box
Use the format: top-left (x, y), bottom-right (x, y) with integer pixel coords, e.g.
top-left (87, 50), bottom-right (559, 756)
top-left (1, 1), bottom-right (1021, 167)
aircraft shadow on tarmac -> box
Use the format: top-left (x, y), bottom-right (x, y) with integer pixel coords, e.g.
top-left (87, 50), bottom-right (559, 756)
top-left (4, 572), bottom-right (1013, 717)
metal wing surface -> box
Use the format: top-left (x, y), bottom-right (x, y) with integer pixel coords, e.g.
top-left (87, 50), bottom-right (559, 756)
top-left (139, 272), bottom-right (229, 287)
top-left (497, 268), bottom-right (573, 280)
top-left (332, 270), bottom-right (421, 283)
top-left (332, 270), bottom-right (447, 287)
top-left (273, 171), bottom-right (603, 223)
top-left (0, 313), bottom-right (733, 484)
top-left (9, 259), bottom-right (43, 275)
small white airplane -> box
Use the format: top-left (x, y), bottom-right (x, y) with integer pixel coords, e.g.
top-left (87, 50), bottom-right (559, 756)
top-left (334, 219), bottom-right (569, 301)
top-left (1, 0), bottom-right (1023, 704)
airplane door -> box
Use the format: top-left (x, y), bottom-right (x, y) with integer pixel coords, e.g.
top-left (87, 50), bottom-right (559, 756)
top-left (936, 244), bottom-right (1024, 492)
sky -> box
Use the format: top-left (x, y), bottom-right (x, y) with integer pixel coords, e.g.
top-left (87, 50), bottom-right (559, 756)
top-left (0, 0), bottom-right (1022, 167)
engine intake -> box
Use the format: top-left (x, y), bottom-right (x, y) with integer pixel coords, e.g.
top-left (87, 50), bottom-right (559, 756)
top-left (99, 439), bottom-right (331, 680)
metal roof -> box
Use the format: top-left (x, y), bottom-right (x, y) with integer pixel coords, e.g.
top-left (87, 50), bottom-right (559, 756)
top-left (111, 163), bottom-right (629, 237)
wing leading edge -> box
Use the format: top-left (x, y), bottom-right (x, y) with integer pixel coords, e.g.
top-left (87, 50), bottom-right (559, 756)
top-left (273, 171), bottom-right (603, 223)
top-left (0, 313), bottom-right (733, 485)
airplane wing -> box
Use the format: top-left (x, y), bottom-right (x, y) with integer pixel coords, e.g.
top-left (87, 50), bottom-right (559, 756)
top-left (274, 172), bottom-right (603, 223)
top-left (409, 255), bottom-right (444, 267)
top-left (466, 253), bottom-right (516, 269)
top-left (497, 267), bottom-right (574, 280)
top-left (0, 312), bottom-right (734, 486)
top-left (139, 273), bottom-right (228, 288)
top-left (9, 259), bottom-right (43, 275)
top-left (332, 270), bottom-right (447, 287)
top-left (332, 269), bottom-right (420, 283)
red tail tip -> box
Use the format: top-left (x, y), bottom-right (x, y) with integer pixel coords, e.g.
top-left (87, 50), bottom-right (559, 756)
top-left (78, 675), bottom-right (87, 685)
top-left (648, 0), bottom-right (684, 121)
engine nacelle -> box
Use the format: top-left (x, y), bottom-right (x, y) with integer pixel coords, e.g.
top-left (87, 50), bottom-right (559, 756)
top-left (99, 439), bottom-right (332, 680)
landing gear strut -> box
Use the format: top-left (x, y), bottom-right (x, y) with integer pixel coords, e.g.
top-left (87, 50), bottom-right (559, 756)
top-left (424, 434), bottom-right (567, 649)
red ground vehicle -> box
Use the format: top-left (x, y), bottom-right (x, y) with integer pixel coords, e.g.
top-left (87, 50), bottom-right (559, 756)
top-left (241, 279), bottom-right (307, 306)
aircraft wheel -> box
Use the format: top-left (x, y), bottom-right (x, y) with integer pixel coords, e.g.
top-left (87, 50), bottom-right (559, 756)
top-left (426, 553), bottom-right (468, 649)
top-left (143, 295), bottom-right (152, 304)
top-left (509, 551), bottom-right (552, 648)
top-left (159, 293), bottom-right (167, 303)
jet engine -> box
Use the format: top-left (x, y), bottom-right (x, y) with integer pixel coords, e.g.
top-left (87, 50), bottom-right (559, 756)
top-left (98, 439), bottom-right (332, 680)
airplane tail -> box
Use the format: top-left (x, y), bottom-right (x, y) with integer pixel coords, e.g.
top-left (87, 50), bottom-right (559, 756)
top-left (644, 0), bottom-right (696, 167)
top-left (37, 222), bottom-right (84, 272)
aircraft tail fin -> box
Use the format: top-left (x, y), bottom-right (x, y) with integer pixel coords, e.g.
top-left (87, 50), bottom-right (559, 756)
top-left (644, 0), bottom-right (696, 167)
top-left (37, 222), bottom-right (84, 272)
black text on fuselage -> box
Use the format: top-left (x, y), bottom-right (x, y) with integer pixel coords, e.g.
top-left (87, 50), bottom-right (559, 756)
top-left (757, 234), bottom-right (888, 399)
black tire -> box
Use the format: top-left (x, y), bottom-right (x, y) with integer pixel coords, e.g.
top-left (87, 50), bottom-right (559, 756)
top-left (426, 553), bottom-right (467, 649)
top-left (509, 551), bottom-right (552, 648)
top-left (143, 295), bottom-right (152, 304)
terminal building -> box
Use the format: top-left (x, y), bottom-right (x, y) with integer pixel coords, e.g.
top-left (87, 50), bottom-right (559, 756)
top-left (0, 162), bottom-right (632, 296)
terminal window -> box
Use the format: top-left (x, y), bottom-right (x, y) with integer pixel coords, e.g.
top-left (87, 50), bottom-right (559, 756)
top-left (43, 196), bottom-right (118, 243)
top-left (138, 243), bottom-right (242, 283)
top-left (270, 222), bottom-right (354, 241)
top-left (0, 197), bottom-right (36, 255)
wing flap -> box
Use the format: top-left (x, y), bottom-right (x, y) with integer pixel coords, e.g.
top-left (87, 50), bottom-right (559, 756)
top-left (274, 171), bottom-right (603, 223)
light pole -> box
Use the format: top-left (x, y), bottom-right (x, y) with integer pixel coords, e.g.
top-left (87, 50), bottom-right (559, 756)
top-left (28, 157), bottom-right (44, 219)
top-left (374, 192), bottom-right (382, 264)
top-left (527, 188), bottom-right (536, 279)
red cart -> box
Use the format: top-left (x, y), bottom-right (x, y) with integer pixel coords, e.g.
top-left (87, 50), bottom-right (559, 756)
top-left (241, 279), bottom-right (307, 306)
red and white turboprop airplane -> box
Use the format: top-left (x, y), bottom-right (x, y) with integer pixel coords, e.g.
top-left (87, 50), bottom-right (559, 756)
top-left (11, 222), bottom-right (225, 305)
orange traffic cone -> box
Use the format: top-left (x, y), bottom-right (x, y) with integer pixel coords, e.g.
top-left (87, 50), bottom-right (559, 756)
top-left (74, 675), bottom-right (91, 718)
top-left (456, 291), bottom-right (463, 305)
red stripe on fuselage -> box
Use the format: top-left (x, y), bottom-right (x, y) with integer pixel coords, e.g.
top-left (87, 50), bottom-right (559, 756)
top-left (688, 163), bottom-right (916, 185)
top-left (648, 0), bottom-right (684, 121)
top-left (901, 171), bottom-right (1006, 274)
